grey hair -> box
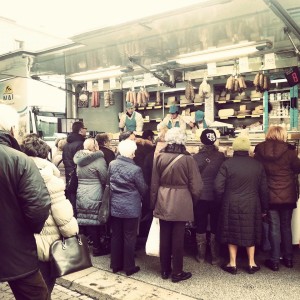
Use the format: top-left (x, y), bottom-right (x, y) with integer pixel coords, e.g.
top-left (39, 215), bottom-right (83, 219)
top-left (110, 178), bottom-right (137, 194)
top-left (0, 104), bottom-right (19, 131)
top-left (118, 139), bottom-right (137, 158)
top-left (83, 138), bottom-right (98, 151)
top-left (165, 127), bottom-right (186, 145)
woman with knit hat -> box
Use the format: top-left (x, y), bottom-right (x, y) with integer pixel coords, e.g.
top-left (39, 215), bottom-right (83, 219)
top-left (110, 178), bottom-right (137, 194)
top-left (214, 135), bottom-right (269, 275)
top-left (193, 129), bottom-right (225, 265)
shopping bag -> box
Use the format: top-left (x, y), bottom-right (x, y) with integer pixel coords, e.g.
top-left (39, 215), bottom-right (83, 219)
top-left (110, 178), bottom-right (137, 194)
top-left (292, 200), bottom-right (300, 245)
top-left (49, 234), bottom-right (92, 278)
top-left (97, 184), bottom-right (110, 225)
top-left (145, 217), bottom-right (160, 257)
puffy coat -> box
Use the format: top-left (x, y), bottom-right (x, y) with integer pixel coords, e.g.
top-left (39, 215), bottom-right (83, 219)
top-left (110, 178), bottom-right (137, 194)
top-left (32, 157), bottom-right (79, 262)
top-left (193, 145), bottom-right (225, 201)
top-left (150, 144), bottom-right (203, 222)
top-left (110, 156), bottom-right (148, 218)
top-left (0, 131), bottom-right (51, 282)
top-left (62, 133), bottom-right (85, 182)
top-left (74, 150), bottom-right (107, 225)
top-left (52, 149), bottom-right (66, 183)
top-left (254, 140), bottom-right (300, 208)
top-left (214, 151), bottom-right (269, 247)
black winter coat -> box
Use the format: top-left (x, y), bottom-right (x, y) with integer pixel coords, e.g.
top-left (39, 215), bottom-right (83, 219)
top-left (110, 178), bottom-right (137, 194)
top-left (0, 131), bottom-right (51, 281)
top-left (214, 151), bottom-right (269, 247)
top-left (62, 132), bottom-right (85, 182)
top-left (193, 145), bottom-right (225, 201)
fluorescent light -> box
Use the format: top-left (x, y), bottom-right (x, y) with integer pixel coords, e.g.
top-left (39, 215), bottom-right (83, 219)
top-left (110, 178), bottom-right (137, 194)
top-left (69, 66), bottom-right (123, 81)
top-left (175, 40), bottom-right (272, 65)
top-left (270, 78), bottom-right (287, 83)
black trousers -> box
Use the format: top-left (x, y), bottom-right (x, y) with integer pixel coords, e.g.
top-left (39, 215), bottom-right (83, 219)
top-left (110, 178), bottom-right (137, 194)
top-left (159, 220), bottom-right (186, 275)
top-left (38, 261), bottom-right (56, 297)
top-left (194, 200), bottom-right (220, 234)
top-left (110, 216), bottom-right (139, 272)
top-left (8, 270), bottom-right (49, 300)
top-left (80, 225), bottom-right (104, 249)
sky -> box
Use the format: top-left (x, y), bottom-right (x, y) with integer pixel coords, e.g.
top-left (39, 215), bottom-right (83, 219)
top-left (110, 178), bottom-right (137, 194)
top-left (1, 0), bottom-right (207, 38)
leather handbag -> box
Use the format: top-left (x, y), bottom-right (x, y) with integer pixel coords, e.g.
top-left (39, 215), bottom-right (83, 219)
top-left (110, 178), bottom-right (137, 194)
top-left (49, 234), bottom-right (92, 277)
top-left (97, 184), bottom-right (110, 225)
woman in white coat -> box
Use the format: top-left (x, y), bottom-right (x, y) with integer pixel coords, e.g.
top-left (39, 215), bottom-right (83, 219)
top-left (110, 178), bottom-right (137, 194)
top-left (22, 134), bottom-right (79, 297)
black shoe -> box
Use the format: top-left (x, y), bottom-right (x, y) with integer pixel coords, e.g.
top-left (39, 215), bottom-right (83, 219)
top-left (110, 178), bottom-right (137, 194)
top-left (281, 258), bottom-right (293, 268)
top-left (161, 271), bottom-right (171, 280)
top-left (112, 267), bottom-right (122, 273)
top-left (171, 271), bottom-right (192, 283)
top-left (221, 264), bottom-right (237, 275)
top-left (264, 259), bottom-right (279, 271)
top-left (126, 266), bottom-right (140, 276)
top-left (247, 265), bottom-right (260, 274)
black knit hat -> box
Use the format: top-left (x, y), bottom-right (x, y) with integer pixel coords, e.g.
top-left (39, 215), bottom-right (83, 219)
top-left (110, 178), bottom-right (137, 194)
top-left (200, 129), bottom-right (217, 145)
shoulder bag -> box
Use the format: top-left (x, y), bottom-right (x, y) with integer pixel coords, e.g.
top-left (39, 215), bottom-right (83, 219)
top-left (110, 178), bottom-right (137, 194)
top-left (49, 233), bottom-right (92, 277)
top-left (97, 168), bottom-right (111, 225)
top-left (161, 154), bottom-right (184, 178)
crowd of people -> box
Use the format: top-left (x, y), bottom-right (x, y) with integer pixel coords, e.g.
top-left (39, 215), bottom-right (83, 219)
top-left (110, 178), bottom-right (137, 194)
top-left (1, 103), bottom-right (300, 299)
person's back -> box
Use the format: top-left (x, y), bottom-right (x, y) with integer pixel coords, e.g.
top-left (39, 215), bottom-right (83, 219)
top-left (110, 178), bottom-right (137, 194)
top-left (0, 104), bottom-right (51, 299)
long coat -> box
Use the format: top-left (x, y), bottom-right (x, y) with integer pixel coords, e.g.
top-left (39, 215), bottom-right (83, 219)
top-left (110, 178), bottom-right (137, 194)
top-left (214, 151), bottom-right (269, 247)
top-left (32, 157), bottom-right (79, 262)
top-left (0, 131), bottom-right (50, 281)
top-left (150, 144), bottom-right (203, 222)
top-left (254, 140), bottom-right (300, 208)
top-left (110, 156), bottom-right (148, 218)
top-left (74, 150), bottom-right (107, 225)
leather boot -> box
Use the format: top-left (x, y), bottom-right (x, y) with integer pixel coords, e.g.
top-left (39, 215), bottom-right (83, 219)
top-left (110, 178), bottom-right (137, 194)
top-left (195, 233), bottom-right (206, 263)
top-left (210, 233), bottom-right (220, 265)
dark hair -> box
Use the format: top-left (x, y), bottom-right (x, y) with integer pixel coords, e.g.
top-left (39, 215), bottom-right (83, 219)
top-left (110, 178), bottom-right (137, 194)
top-left (119, 131), bottom-right (135, 142)
top-left (95, 133), bottom-right (109, 146)
top-left (142, 130), bottom-right (154, 140)
top-left (72, 121), bottom-right (84, 133)
top-left (22, 134), bottom-right (51, 159)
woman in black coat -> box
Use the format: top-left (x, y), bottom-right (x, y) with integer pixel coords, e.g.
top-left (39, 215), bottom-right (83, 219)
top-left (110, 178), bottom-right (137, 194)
top-left (214, 136), bottom-right (269, 275)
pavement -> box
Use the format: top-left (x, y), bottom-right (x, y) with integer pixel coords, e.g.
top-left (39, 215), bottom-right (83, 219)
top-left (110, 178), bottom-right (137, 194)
top-left (1, 245), bottom-right (300, 300)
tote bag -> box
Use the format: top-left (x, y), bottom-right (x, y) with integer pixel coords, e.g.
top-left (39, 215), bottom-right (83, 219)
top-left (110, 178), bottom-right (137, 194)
top-left (145, 217), bottom-right (160, 257)
top-left (49, 234), bottom-right (92, 277)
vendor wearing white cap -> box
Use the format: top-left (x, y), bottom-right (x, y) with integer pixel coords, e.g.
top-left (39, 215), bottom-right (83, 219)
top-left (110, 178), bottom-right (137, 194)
top-left (119, 102), bottom-right (144, 133)
top-left (157, 105), bottom-right (186, 132)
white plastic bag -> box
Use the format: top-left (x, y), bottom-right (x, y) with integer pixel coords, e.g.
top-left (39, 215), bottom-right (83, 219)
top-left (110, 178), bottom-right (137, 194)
top-left (292, 200), bottom-right (300, 245)
top-left (145, 217), bottom-right (160, 257)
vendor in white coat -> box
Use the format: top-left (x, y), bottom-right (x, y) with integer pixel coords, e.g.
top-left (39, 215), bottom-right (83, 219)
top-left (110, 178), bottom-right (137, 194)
top-left (119, 102), bottom-right (144, 133)
top-left (157, 105), bottom-right (186, 132)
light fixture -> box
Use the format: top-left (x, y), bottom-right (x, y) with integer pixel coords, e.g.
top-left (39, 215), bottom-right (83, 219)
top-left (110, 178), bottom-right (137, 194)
top-left (69, 66), bottom-right (123, 81)
top-left (174, 40), bottom-right (273, 65)
top-left (270, 78), bottom-right (287, 83)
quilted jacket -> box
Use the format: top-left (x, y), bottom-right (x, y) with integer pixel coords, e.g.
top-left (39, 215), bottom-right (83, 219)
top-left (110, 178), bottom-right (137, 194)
top-left (150, 144), bottom-right (203, 222)
top-left (62, 132), bottom-right (85, 182)
top-left (74, 150), bottom-right (107, 225)
top-left (193, 145), bottom-right (226, 201)
top-left (254, 140), bottom-right (300, 208)
top-left (0, 131), bottom-right (50, 282)
top-left (32, 157), bottom-right (79, 261)
top-left (109, 156), bottom-right (148, 218)
top-left (214, 151), bottom-right (269, 247)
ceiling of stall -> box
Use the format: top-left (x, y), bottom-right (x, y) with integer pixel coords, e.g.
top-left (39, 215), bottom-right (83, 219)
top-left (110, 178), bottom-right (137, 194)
top-left (1, 0), bottom-right (300, 85)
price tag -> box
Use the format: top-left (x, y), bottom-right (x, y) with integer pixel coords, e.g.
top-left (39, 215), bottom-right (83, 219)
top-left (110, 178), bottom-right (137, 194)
top-left (264, 53), bottom-right (276, 70)
top-left (207, 63), bottom-right (217, 76)
top-left (237, 115), bottom-right (246, 118)
top-left (239, 57), bottom-right (249, 73)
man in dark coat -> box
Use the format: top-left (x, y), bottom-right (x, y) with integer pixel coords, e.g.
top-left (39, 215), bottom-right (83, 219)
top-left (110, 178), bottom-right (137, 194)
top-left (0, 104), bottom-right (51, 299)
top-left (62, 121), bottom-right (86, 215)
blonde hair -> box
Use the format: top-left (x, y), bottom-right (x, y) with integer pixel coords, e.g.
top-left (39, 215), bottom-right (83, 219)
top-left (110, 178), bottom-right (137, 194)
top-left (266, 125), bottom-right (287, 142)
top-left (83, 138), bottom-right (98, 151)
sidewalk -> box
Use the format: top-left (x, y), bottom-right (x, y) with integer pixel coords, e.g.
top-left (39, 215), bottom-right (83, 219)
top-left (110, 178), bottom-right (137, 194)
top-left (56, 246), bottom-right (300, 300)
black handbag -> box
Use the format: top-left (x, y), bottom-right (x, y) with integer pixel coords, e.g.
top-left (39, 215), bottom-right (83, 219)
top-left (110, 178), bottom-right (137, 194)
top-left (97, 184), bottom-right (110, 225)
top-left (49, 234), bottom-right (92, 278)
top-left (65, 167), bottom-right (78, 194)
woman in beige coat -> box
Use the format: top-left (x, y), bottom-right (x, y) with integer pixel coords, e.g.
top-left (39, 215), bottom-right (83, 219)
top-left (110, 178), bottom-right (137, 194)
top-left (150, 127), bottom-right (203, 283)
top-left (22, 134), bottom-right (79, 297)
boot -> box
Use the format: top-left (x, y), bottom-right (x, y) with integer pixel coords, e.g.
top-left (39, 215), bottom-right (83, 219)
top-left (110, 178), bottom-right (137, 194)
top-left (210, 233), bottom-right (220, 265)
top-left (195, 233), bottom-right (206, 263)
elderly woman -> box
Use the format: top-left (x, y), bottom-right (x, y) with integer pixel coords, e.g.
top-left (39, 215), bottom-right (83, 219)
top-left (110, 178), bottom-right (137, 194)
top-left (150, 127), bottom-right (202, 283)
top-left (22, 134), bottom-right (78, 296)
top-left (215, 135), bottom-right (269, 275)
top-left (254, 126), bottom-right (300, 271)
top-left (52, 137), bottom-right (67, 183)
top-left (109, 139), bottom-right (148, 276)
top-left (74, 138), bottom-right (107, 256)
